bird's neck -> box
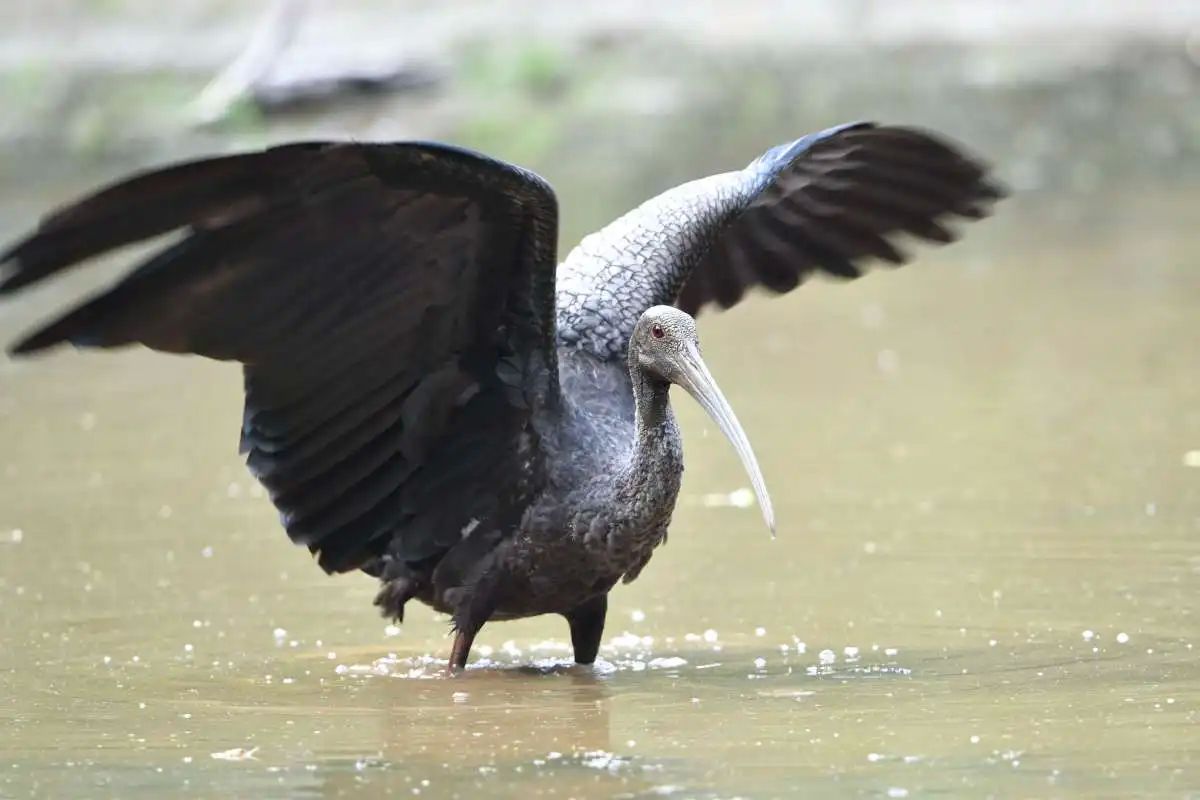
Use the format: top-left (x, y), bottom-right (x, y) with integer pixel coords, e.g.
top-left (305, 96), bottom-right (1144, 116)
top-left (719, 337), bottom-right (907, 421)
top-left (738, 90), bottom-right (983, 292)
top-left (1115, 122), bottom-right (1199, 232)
top-left (584, 362), bottom-right (682, 570)
top-left (631, 367), bottom-right (672, 433)
top-left (620, 367), bottom-right (683, 501)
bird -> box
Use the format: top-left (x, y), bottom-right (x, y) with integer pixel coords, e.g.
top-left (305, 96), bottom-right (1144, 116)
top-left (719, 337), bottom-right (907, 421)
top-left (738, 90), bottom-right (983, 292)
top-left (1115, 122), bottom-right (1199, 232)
top-left (0, 122), bottom-right (1002, 670)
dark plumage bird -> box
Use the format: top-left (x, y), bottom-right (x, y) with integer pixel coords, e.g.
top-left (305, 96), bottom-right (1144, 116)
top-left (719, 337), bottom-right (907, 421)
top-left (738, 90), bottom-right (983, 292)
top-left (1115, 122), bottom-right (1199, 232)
top-left (0, 122), bottom-right (1002, 669)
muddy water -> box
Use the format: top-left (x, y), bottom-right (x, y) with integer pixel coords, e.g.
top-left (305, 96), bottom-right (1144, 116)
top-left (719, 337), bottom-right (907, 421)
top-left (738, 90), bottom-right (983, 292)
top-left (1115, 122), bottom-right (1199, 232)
top-left (1, 33), bottom-right (1198, 799)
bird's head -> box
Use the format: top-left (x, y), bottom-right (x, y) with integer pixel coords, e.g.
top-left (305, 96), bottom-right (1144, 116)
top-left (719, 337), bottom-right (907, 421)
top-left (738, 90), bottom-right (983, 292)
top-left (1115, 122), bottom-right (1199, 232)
top-left (631, 306), bottom-right (775, 535)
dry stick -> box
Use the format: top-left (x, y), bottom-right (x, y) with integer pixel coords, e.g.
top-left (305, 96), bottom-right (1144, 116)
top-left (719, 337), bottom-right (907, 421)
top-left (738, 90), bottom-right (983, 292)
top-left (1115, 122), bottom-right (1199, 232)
top-left (189, 0), bottom-right (309, 125)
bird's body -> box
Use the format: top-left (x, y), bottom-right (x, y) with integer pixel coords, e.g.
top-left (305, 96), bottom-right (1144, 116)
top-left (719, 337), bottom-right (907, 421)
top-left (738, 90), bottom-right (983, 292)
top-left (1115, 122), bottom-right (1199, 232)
top-left (373, 324), bottom-right (686, 663)
top-left (0, 122), bottom-right (1002, 669)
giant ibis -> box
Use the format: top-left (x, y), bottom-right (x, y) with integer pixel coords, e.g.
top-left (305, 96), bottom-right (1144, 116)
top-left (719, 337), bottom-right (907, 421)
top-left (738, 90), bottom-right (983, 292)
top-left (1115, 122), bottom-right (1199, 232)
top-left (0, 122), bottom-right (1001, 669)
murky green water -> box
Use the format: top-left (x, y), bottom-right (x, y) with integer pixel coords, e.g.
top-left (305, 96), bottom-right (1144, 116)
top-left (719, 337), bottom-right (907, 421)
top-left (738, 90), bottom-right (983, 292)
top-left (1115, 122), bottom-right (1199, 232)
top-left (1, 26), bottom-right (1198, 799)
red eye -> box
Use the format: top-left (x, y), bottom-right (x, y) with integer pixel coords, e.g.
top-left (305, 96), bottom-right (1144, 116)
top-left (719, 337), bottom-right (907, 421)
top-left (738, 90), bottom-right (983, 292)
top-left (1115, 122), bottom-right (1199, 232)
top-left (650, 324), bottom-right (665, 339)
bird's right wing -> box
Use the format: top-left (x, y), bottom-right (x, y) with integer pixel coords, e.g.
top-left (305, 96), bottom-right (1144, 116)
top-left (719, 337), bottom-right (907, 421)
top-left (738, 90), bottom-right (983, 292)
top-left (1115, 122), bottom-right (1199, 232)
top-left (1, 141), bottom-right (560, 574)
top-left (556, 122), bottom-right (1002, 357)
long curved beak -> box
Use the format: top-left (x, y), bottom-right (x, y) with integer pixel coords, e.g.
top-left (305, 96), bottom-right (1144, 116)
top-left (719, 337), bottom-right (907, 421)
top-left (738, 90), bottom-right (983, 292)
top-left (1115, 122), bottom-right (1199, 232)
top-left (673, 342), bottom-right (776, 536)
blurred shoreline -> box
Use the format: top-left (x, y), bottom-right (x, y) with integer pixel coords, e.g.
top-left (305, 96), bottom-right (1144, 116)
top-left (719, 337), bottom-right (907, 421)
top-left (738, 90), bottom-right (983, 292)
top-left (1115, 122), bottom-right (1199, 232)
top-left (0, 1), bottom-right (1196, 228)
top-left (2, 0), bottom-right (1198, 70)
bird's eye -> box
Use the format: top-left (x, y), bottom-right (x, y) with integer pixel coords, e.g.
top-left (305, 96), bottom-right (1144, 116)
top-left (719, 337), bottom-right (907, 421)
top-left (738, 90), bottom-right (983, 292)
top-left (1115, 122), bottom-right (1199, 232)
top-left (650, 324), bottom-right (665, 339)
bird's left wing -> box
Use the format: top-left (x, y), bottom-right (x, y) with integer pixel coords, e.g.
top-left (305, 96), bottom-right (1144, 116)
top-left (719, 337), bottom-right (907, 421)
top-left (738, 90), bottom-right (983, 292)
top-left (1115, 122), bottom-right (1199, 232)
top-left (1, 141), bottom-right (559, 574)
top-left (673, 122), bottom-right (1004, 316)
top-left (555, 122), bottom-right (1002, 358)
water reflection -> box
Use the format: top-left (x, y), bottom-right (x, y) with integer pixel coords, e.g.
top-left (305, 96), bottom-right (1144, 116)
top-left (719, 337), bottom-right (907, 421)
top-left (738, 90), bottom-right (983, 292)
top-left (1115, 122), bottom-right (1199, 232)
top-left (306, 668), bottom-right (615, 798)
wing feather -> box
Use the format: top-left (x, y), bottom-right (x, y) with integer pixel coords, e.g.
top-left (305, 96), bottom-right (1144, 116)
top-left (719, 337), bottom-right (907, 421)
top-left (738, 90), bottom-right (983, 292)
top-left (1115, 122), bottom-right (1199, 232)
top-left (2, 141), bottom-right (559, 574)
top-left (556, 122), bottom-right (1002, 357)
top-left (678, 122), bottom-right (1004, 314)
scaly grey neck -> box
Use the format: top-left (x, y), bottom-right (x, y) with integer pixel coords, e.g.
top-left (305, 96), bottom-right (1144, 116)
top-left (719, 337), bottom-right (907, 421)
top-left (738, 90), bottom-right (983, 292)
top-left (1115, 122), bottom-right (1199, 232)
top-left (586, 351), bottom-right (684, 570)
top-left (616, 359), bottom-right (683, 507)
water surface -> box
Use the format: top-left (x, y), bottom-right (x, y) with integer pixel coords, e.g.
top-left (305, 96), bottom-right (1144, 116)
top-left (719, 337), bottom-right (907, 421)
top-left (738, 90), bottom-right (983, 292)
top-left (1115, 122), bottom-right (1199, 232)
top-left (1, 30), bottom-right (1198, 799)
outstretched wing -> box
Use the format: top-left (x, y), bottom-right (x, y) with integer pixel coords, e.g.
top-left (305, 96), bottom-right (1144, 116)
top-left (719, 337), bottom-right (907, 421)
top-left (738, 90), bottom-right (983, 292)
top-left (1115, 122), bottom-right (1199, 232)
top-left (675, 122), bottom-right (1003, 315)
top-left (1, 141), bottom-right (560, 574)
top-left (555, 122), bottom-right (1003, 357)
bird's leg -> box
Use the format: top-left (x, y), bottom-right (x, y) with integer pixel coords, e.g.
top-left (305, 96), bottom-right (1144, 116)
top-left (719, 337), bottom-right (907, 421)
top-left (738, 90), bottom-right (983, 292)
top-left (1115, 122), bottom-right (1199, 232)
top-left (449, 626), bottom-right (480, 672)
top-left (447, 571), bottom-right (502, 673)
top-left (565, 594), bottom-right (608, 665)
